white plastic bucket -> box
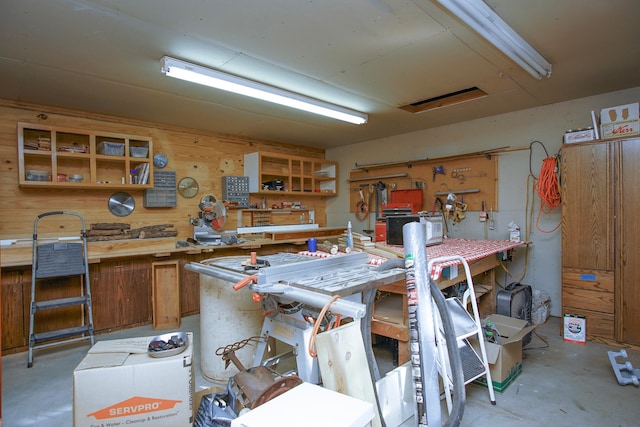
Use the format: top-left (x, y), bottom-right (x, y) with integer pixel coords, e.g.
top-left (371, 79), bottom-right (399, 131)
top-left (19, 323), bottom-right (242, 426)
top-left (199, 257), bottom-right (265, 383)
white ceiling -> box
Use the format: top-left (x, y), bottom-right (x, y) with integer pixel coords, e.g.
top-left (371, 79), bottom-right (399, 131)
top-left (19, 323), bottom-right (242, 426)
top-left (2, 0), bottom-right (640, 150)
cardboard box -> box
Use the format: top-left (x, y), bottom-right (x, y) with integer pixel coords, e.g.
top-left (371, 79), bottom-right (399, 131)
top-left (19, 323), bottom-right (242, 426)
top-left (600, 103), bottom-right (639, 124)
top-left (471, 314), bottom-right (536, 393)
top-left (231, 382), bottom-right (374, 427)
top-left (563, 128), bottom-right (596, 144)
top-left (600, 102), bottom-right (640, 139)
top-left (563, 314), bottom-right (586, 344)
top-left (73, 333), bottom-right (194, 427)
top-left (601, 120), bottom-right (640, 139)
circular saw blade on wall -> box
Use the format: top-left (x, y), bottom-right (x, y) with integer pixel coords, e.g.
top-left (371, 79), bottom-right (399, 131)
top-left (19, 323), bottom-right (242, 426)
top-left (108, 192), bottom-right (135, 217)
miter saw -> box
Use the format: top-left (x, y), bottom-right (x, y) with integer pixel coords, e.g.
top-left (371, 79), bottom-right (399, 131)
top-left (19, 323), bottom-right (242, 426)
top-left (190, 194), bottom-right (229, 245)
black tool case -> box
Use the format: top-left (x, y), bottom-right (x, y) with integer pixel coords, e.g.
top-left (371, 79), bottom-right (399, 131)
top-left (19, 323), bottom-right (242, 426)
top-left (496, 282), bottom-right (532, 346)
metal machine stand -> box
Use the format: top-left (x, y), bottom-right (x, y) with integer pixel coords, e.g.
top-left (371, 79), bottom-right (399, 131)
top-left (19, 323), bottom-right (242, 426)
top-left (608, 349), bottom-right (640, 386)
top-left (253, 315), bottom-right (321, 384)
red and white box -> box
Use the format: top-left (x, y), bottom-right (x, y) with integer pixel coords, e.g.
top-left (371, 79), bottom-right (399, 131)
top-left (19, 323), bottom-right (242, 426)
top-left (563, 128), bottom-right (595, 144)
top-left (563, 314), bottom-right (586, 344)
top-left (600, 102), bottom-right (639, 139)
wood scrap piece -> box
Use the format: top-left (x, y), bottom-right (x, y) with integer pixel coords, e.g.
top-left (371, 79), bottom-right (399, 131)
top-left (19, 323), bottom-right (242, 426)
top-left (338, 243), bottom-right (353, 253)
top-left (364, 247), bottom-right (399, 259)
top-left (86, 229), bottom-right (127, 236)
top-left (128, 224), bottom-right (176, 239)
top-left (86, 223), bottom-right (177, 241)
top-left (319, 240), bottom-right (338, 254)
top-left (373, 243), bottom-right (404, 258)
top-left (91, 223), bottom-right (131, 230)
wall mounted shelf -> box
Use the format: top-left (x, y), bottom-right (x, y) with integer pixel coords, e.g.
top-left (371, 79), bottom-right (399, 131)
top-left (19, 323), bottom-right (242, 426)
top-left (18, 122), bottom-right (154, 189)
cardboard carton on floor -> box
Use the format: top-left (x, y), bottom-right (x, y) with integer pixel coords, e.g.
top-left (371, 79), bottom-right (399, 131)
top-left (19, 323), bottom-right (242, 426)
top-left (471, 314), bottom-right (536, 393)
top-left (73, 332), bottom-right (194, 427)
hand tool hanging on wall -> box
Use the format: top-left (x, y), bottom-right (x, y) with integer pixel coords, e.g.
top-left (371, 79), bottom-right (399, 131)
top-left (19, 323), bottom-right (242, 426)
top-left (374, 181), bottom-right (387, 221)
top-left (363, 184), bottom-right (374, 234)
top-left (432, 165), bottom-right (445, 182)
top-left (355, 189), bottom-right (369, 221)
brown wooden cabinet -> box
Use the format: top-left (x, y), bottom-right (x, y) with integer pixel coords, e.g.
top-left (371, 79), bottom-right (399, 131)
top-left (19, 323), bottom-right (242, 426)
top-left (561, 137), bottom-right (640, 345)
top-left (1, 269), bottom-right (28, 350)
top-left (617, 138), bottom-right (640, 345)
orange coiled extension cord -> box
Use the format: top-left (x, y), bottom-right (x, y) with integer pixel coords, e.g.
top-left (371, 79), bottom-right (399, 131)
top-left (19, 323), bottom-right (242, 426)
top-left (535, 156), bottom-right (561, 232)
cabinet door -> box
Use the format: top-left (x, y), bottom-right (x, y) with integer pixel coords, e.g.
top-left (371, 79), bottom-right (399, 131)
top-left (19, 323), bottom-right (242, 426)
top-left (1, 270), bottom-right (27, 351)
top-left (561, 143), bottom-right (614, 270)
top-left (91, 260), bottom-right (151, 331)
top-left (618, 138), bottom-right (640, 345)
top-left (180, 257), bottom-right (200, 316)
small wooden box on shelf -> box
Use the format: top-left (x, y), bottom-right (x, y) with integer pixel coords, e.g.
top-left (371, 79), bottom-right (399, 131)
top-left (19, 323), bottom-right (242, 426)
top-left (18, 122), bottom-right (154, 189)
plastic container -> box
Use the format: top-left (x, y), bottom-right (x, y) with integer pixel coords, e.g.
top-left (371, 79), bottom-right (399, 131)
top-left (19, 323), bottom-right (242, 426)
top-left (25, 170), bottom-right (50, 181)
top-left (68, 174), bottom-right (84, 182)
top-left (56, 173), bottom-right (67, 182)
top-left (129, 146), bottom-right (149, 158)
top-left (97, 141), bottom-right (124, 156)
top-left (198, 256), bottom-right (265, 383)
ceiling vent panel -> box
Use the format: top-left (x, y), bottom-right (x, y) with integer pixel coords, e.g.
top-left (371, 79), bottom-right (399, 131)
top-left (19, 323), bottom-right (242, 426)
top-left (400, 86), bottom-right (487, 113)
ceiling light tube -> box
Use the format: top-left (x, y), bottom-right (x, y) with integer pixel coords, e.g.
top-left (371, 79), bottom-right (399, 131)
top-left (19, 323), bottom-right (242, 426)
top-left (160, 56), bottom-right (368, 124)
top-left (435, 0), bottom-right (552, 79)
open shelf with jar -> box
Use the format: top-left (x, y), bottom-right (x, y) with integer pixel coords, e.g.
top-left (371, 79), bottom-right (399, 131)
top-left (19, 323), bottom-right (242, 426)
top-left (18, 122), bottom-right (153, 189)
top-left (243, 152), bottom-right (337, 196)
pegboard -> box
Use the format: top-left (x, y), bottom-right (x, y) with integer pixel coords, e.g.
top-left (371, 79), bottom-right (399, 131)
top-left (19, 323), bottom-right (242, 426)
top-left (348, 154), bottom-right (498, 214)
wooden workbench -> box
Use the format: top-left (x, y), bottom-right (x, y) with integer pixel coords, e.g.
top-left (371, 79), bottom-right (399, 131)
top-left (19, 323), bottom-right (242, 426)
top-left (0, 228), bottom-right (344, 355)
top-left (368, 238), bottom-right (525, 365)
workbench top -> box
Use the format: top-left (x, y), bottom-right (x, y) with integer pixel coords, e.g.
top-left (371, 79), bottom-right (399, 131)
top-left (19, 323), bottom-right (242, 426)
top-left (0, 227), bottom-right (345, 268)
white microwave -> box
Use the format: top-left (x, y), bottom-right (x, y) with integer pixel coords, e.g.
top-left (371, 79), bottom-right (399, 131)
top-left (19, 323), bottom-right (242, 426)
top-left (386, 213), bottom-right (444, 246)
top-left (420, 213), bottom-right (444, 246)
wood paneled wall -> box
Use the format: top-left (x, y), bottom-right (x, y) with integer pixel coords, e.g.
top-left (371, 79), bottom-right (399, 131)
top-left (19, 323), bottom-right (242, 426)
top-left (0, 100), bottom-right (331, 242)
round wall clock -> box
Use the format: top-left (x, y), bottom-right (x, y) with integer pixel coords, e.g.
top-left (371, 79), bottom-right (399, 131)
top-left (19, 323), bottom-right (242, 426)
top-left (178, 177), bottom-right (199, 198)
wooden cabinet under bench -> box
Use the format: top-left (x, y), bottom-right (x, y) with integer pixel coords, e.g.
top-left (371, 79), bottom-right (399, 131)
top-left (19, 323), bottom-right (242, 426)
top-left (0, 240), bottom-right (306, 355)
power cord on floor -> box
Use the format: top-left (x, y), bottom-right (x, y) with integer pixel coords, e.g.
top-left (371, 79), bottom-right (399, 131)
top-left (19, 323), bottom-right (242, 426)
top-left (522, 330), bottom-right (550, 359)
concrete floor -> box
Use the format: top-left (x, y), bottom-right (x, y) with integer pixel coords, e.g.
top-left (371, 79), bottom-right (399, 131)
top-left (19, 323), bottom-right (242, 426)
top-left (2, 315), bottom-right (639, 426)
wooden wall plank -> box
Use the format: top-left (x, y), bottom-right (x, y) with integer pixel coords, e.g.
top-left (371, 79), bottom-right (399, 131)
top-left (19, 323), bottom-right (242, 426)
top-left (0, 100), bottom-right (330, 243)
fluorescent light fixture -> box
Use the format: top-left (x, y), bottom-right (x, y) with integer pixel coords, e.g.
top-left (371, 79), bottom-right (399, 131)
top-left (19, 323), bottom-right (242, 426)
top-left (435, 0), bottom-right (552, 79)
top-left (160, 56), bottom-right (368, 124)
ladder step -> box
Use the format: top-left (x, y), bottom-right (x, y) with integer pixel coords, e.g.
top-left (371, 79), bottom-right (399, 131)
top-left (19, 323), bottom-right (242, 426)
top-left (458, 339), bottom-right (486, 383)
top-left (32, 325), bottom-right (93, 344)
top-left (445, 298), bottom-right (478, 339)
top-left (34, 296), bottom-right (90, 311)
